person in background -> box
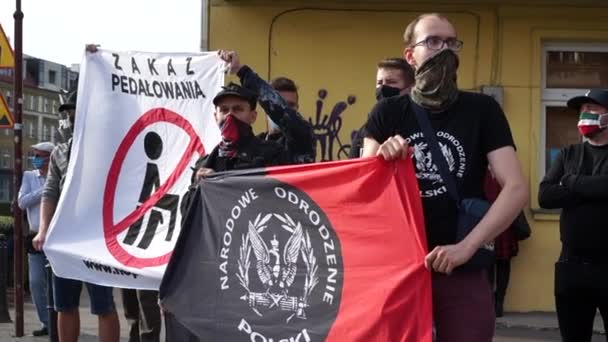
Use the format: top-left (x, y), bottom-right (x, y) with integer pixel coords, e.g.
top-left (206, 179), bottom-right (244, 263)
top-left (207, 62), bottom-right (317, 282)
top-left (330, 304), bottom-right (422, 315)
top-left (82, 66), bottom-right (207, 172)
top-left (539, 89), bottom-right (608, 342)
top-left (18, 141), bottom-right (55, 337)
top-left (218, 50), bottom-right (315, 164)
top-left (33, 88), bottom-right (120, 342)
top-left (349, 57), bottom-right (414, 158)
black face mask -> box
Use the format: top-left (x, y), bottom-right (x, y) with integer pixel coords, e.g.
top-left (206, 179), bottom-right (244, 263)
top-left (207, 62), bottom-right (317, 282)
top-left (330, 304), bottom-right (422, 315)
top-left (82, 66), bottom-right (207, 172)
top-left (375, 85), bottom-right (402, 101)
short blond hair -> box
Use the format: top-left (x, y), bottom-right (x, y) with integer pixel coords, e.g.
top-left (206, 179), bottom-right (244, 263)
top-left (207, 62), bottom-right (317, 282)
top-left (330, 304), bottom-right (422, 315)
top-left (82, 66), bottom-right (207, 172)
top-left (403, 13), bottom-right (452, 46)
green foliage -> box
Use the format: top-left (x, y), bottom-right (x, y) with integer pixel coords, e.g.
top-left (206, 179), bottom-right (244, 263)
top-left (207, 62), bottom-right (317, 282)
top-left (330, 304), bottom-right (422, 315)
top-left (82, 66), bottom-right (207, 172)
top-left (0, 215), bottom-right (13, 236)
top-left (0, 202), bottom-right (10, 216)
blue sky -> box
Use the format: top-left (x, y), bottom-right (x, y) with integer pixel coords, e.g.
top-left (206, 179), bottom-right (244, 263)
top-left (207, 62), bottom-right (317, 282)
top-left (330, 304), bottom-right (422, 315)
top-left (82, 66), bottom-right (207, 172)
top-left (0, 0), bottom-right (202, 67)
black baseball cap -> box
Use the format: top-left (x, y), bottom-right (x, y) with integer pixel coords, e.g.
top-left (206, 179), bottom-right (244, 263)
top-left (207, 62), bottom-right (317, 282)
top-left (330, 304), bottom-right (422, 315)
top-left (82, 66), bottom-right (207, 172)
top-left (567, 89), bottom-right (608, 111)
top-left (213, 82), bottom-right (257, 110)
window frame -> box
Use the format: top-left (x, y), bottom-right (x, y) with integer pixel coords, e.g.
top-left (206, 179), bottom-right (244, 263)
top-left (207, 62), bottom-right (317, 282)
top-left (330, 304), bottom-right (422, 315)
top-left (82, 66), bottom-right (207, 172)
top-left (42, 123), bottom-right (50, 141)
top-left (27, 118), bottom-right (35, 138)
top-left (539, 42), bottom-right (608, 181)
top-left (542, 42), bottom-right (608, 101)
top-left (0, 149), bottom-right (12, 169)
top-left (0, 176), bottom-right (10, 201)
top-left (29, 94), bottom-right (36, 111)
top-left (44, 98), bottom-right (50, 113)
top-left (48, 70), bottom-right (57, 85)
top-left (37, 96), bottom-right (44, 112)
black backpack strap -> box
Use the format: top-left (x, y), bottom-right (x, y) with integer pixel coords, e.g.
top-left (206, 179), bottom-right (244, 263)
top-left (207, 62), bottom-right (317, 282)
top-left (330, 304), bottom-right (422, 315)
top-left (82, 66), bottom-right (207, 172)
top-left (410, 103), bottom-right (461, 205)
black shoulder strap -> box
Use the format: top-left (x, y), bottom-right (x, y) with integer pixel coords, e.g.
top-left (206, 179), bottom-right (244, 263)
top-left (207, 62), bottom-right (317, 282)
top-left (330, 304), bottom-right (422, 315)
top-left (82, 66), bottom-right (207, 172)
top-left (410, 103), bottom-right (461, 204)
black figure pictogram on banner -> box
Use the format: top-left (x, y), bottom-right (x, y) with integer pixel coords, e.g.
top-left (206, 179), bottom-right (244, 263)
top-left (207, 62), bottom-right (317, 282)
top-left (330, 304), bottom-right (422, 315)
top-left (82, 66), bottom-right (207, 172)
top-left (123, 131), bottom-right (179, 249)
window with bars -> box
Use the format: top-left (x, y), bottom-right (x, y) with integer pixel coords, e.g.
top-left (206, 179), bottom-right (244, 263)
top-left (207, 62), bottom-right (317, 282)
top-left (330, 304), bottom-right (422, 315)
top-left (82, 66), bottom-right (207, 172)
top-left (0, 149), bottom-right (12, 169)
top-left (42, 124), bottom-right (50, 141)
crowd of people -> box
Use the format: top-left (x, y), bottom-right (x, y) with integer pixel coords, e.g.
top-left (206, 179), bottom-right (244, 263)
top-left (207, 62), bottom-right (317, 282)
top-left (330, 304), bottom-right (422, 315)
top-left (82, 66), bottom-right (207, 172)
top-left (13, 11), bottom-right (608, 342)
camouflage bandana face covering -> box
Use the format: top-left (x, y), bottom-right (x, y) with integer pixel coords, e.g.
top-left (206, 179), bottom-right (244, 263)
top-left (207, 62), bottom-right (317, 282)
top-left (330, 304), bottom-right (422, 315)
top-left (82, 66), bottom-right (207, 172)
top-left (410, 49), bottom-right (460, 112)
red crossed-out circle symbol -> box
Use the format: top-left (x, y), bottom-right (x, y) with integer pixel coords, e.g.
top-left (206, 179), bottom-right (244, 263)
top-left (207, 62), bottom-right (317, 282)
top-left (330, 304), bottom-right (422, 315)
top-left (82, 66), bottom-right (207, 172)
top-left (103, 108), bottom-right (205, 268)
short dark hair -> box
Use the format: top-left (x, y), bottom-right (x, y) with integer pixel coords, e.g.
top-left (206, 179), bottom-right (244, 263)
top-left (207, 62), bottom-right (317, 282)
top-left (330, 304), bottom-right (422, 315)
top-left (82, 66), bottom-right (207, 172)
top-left (403, 13), bottom-right (451, 47)
top-left (377, 58), bottom-right (415, 86)
top-left (270, 77), bottom-right (298, 93)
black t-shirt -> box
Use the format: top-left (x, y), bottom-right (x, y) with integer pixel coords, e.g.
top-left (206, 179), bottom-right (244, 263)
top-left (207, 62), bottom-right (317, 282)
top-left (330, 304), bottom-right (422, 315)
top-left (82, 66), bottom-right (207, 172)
top-left (581, 143), bottom-right (608, 174)
top-left (365, 92), bottom-right (515, 250)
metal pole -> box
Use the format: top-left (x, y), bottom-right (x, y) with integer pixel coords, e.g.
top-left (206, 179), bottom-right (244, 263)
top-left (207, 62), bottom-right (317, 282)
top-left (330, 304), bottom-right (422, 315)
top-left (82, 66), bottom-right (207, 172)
top-left (12, 0), bottom-right (24, 337)
top-left (200, 0), bottom-right (209, 51)
top-left (45, 264), bottom-right (58, 342)
top-left (0, 234), bottom-right (11, 323)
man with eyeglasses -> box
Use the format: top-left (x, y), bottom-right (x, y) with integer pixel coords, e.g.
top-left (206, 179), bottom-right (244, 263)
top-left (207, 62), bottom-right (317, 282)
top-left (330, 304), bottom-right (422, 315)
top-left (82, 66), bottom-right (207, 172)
top-left (18, 141), bottom-right (55, 337)
top-left (361, 13), bottom-right (528, 341)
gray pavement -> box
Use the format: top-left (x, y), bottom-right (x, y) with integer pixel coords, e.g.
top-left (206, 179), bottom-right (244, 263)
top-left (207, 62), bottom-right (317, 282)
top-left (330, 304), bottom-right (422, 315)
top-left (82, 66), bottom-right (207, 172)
top-left (1, 289), bottom-right (607, 341)
top-left (0, 288), bottom-right (133, 342)
top-left (494, 312), bottom-right (605, 341)
top-left (497, 311), bottom-right (605, 334)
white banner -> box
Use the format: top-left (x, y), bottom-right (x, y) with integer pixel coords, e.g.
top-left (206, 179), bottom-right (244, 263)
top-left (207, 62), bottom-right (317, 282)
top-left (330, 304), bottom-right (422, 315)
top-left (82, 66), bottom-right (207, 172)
top-left (44, 49), bottom-right (224, 289)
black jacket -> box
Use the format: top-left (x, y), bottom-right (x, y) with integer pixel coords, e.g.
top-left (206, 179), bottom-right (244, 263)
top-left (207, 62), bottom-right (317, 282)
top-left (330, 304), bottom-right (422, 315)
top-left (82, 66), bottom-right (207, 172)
top-left (538, 144), bottom-right (587, 209)
top-left (182, 134), bottom-right (287, 215)
top-left (539, 142), bottom-right (608, 255)
top-left (237, 65), bottom-right (315, 164)
top-left (195, 134), bottom-right (287, 173)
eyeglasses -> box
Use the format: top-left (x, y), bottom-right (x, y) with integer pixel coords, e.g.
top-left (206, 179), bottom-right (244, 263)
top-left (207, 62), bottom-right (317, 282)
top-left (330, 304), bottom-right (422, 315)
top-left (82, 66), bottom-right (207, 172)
top-left (412, 36), bottom-right (463, 51)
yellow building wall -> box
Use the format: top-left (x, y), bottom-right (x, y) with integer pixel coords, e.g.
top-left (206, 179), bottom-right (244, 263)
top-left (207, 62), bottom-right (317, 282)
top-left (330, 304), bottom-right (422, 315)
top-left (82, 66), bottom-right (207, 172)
top-left (209, 1), bottom-right (608, 312)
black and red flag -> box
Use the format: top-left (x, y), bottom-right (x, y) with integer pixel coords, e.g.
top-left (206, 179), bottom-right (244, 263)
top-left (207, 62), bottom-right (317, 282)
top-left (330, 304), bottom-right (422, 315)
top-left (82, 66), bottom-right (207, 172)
top-left (160, 157), bottom-right (432, 341)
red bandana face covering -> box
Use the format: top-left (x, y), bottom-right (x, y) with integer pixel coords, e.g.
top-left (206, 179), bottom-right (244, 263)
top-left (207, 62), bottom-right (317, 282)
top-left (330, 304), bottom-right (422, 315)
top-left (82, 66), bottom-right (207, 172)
top-left (221, 115), bottom-right (240, 142)
top-left (218, 115), bottom-right (252, 158)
